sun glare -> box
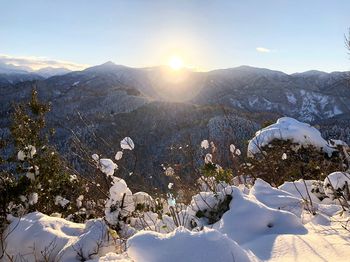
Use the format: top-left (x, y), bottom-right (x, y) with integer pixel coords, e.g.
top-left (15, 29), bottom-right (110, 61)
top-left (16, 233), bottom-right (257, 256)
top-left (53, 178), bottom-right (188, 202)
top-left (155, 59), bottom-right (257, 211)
top-left (168, 56), bottom-right (184, 70)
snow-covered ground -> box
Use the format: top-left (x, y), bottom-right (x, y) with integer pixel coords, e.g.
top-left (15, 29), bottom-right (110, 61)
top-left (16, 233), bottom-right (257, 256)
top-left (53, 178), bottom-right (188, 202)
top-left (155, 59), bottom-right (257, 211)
top-left (3, 178), bottom-right (350, 262)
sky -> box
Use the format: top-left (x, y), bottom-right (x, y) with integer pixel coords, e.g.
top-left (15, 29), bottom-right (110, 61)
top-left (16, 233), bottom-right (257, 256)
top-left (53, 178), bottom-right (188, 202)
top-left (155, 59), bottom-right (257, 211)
top-left (0, 0), bottom-right (349, 73)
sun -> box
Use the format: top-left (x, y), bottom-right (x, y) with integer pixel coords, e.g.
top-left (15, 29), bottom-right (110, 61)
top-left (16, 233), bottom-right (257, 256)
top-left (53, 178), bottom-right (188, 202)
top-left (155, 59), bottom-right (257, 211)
top-left (168, 56), bottom-right (184, 70)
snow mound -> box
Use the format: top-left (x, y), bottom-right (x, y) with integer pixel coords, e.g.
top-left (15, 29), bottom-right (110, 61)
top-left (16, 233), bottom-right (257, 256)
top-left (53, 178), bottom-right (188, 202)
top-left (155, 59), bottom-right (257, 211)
top-left (247, 117), bottom-right (334, 157)
top-left (4, 212), bottom-right (115, 261)
top-left (127, 227), bottom-right (258, 262)
top-left (250, 179), bottom-right (303, 217)
top-left (212, 186), bottom-right (307, 244)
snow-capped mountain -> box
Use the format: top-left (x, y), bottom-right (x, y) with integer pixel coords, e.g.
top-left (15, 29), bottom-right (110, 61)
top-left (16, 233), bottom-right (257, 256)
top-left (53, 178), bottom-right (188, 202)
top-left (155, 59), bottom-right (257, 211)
top-left (16, 61), bottom-right (348, 122)
top-left (0, 61), bottom-right (32, 74)
top-left (193, 65), bottom-right (350, 122)
top-left (0, 62), bottom-right (349, 184)
top-left (35, 67), bottom-right (71, 78)
top-left (0, 61), bottom-right (72, 85)
top-left (0, 61), bottom-right (44, 86)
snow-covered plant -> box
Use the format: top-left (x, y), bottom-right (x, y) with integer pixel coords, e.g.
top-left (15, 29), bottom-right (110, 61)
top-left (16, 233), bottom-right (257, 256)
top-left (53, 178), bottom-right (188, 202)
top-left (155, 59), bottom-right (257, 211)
top-left (201, 162), bottom-right (233, 189)
top-left (120, 137), bottom-right (135, 150)
top-left (99, 158), bottom-right (118, 177)
top-left (239, 139), bottom-right (345, 186)
top-left (229, 144), bottom-right (236, 154)
top-left (310, 181), bottom-right (327, 201)
top-left (28, 192), bottom-right (38, 205)
top-left (241, 118), bottom-right (349, 186)
top-left (282, 153), bottom-right (287, 160)
top-left (115, 151), bottom-right (123, 161)
top-left (55, 195), bottom-right (70, 207)
top-left (230, 144), bottom-right (241, 157)
top-left (204, 153), bottom-right (213, 164)
top-left (133, 192), bottom-right (156, 211)
top-left (105, 177), bottom-right (135, 227)
top-left (0, 88), bottom-right (86, 222)
top-left (323, 172), bottom-right (350, 204)
top-left (17, 145), bottom-right (37, 160)
top-left (198, 175), bottom-right (228, 192)
top-left (200, 139), bottom-right (209, 149)
top-left (164, 166), bottom-right (175, 177)
top-left (187, 187), bottom-right (233, 226)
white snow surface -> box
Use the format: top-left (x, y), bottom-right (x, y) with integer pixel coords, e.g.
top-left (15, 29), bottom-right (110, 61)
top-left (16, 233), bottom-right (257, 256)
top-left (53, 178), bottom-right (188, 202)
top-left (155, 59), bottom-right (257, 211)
top-left (4, 179), bottom-right (350, 261)
top-left (251, 179), bottom-right (303, 217)
top-left (3, 212), bottom-right (115, 261)
top-left (242, 222), bottom-right (350, 261)
top-left (127, 227), bottom-right (258, 262)
top-left (279, 179), bottom-right (321, 204)
top-left (247, 117), bottom-right (335, 157)
top-left (211, 186), bottom-right (307, 244)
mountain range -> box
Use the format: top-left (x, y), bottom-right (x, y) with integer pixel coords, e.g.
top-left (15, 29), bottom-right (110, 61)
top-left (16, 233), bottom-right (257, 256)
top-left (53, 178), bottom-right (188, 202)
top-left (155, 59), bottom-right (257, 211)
top-left (0, 61), bottom-right (71, 86)
top-left (1, 62), bottom-right (349, 189)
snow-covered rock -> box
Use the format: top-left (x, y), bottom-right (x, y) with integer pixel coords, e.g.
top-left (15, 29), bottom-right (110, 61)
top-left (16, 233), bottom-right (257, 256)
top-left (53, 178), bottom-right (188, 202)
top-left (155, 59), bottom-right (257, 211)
top-left (247, 117), bottom-right (335, 157)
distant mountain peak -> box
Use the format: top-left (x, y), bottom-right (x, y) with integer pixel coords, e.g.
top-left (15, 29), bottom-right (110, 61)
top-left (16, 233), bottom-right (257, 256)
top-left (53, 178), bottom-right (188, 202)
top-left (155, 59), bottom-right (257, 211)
top-left (235, 65), bottom-right (287, 74)
top-left (85, 61), bottom-right (130, 72)
top-left (35, 67), bottom-right (71, 78)
top-left (209, 65), bottom-right (288, 77)
top-left (292, 70), bottom-right (328, 77)
top-left (102, 61), bottom-right (116, 66)
top-left (0, 61), bottom-right (32, 74)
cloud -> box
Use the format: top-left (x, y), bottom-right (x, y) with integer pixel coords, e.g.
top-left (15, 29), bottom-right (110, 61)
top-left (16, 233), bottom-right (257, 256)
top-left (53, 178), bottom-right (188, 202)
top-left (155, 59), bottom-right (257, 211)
top-left (256, 47), bottom-right (271, 53)
top-left (0, 54), bottom-right (89, 71)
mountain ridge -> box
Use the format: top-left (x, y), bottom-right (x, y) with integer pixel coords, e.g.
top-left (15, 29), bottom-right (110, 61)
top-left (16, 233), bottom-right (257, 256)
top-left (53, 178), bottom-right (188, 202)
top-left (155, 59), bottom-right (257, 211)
top-left (1, 62), bottom-right (349, 186)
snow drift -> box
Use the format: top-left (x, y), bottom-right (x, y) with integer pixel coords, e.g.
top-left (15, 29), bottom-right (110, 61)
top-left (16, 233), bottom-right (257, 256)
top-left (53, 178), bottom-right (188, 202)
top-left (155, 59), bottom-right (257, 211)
top-left (127, 227), bottom-right (258, 262)
top-left (211, 186), bottom-right (307, 244)
top-left (3, 212), bottom-right (115, 261)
